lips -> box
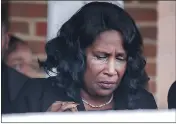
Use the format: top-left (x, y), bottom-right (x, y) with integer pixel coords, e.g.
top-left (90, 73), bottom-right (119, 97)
top-left (97, 81), bottom-right (116, 89)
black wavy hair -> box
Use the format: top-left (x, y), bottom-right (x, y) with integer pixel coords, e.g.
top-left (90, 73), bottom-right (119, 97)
top-left (43, 2), bottom-right (149, 109)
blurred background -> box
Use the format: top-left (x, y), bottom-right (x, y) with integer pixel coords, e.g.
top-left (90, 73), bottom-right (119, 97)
top-left (1, 1), bottom-right (176, 109)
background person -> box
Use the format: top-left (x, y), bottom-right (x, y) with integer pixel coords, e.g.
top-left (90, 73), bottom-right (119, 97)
top-left (168, 81), bottom-right (176, 109)
top-left (4, 35), bottom-right (45, 78)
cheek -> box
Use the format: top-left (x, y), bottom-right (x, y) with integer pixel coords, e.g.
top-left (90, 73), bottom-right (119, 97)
top-left (1, 40), bottom-right (5, 48)
top-left (86, 57), bottom-right (105, 75)
top-left (116, 62), bottom-right (127, 77)
top-left (1, 35), bottom-right (5, 46)
top-left (84, 57), bottom-right (105, 82)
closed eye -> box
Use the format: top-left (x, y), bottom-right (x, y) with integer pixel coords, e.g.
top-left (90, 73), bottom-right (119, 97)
top-left (95, 54), bottom-right (107, 60)
top-left (116, 54), bottom-right (127, 61)
top-left (116, 56), bottom-right (126, 61)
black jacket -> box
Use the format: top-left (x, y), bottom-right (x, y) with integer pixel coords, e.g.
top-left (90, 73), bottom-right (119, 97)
top-left (168, 81), bottom-right (176, 109)
top-left (1, 62), bottom-right (30, 114)
top-left (12, 77), bottom-right (157, 113)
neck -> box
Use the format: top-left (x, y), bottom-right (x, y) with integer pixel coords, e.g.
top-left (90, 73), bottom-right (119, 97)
top-left (80, 89), bottom-right (113, 105)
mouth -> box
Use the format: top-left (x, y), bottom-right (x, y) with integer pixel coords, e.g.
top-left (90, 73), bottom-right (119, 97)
top-left (97, 81), bottom-right (116, 89)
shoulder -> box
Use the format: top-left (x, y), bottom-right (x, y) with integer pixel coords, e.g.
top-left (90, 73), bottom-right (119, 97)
top-left (136, 87), bottom-right (157, 109)
top-left (13, 76), bottom-right (68, 113)
top-left (115, 86), bottom-right (157, 110)
top-left (17, 76), bottom-right (65, 99)
top-left (168, 81), bottom-right (176, 109)
top-left (2, 63), bottom-right (30, 101)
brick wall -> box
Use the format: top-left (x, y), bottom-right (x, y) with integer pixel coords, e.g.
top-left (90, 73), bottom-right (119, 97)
top-left (7, 1), bottom-right (157, 94)
top-left (8, 1), bottom-right (47, 62)
top-left (124, 1), bottom-right (157, 95)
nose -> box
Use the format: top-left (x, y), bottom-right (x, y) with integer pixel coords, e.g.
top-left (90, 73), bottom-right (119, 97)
top-left (105, 58), bottom-right (117, 76)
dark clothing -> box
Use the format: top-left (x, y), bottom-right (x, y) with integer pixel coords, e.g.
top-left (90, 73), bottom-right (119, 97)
top-left (168, 81), bottom-right (176, 109)
top-left (13, 77), bottom-right (157, 113)
top-left (1, 62), bottom-right (30, 114)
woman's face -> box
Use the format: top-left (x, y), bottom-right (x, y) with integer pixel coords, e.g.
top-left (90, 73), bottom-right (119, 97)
top-left (84, 30), bottom-right (127, 97)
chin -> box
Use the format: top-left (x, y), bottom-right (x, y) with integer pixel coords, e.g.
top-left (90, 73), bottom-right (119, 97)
top-left (96, 89), bottom-right (115, 97)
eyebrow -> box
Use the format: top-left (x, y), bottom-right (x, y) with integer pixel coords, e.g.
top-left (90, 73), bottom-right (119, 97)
top-left (93, 49), bottom-right (126, 55)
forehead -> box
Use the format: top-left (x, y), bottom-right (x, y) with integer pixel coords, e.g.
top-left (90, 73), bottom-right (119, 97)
top-left (16, 43), bottom-right (30, 50)
top-left (90, 30), bottom-right (125, 52)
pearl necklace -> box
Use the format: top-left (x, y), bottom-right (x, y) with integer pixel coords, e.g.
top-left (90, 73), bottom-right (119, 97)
top-left (82, 94), bottom-right (113, 108)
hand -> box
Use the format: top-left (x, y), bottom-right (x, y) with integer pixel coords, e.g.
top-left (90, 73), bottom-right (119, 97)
top-left (47, 101), bottom-right (79, 112)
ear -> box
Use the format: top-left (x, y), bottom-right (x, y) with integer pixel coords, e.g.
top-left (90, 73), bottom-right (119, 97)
top-left (5, 32), bottom-right (10, 49)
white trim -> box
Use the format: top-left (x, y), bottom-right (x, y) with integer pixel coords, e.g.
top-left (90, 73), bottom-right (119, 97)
top-left (2, 111), bottom-right (176, 123)
top-left (47, 1), bottom-right (124, 41)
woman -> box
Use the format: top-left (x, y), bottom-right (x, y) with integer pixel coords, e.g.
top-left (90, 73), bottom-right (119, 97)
top-left (13, 2), bottom-right (157, 113)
